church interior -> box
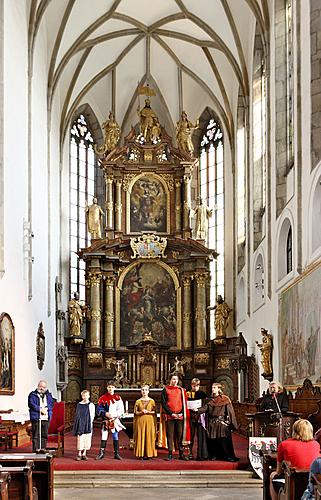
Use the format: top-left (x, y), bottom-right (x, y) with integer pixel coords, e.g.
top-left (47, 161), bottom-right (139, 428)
top-left (1, 0), bottom-right (321, 497)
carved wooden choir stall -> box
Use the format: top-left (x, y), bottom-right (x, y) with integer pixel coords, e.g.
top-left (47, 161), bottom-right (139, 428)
top-left (65, 99), bottom-right (256, 404)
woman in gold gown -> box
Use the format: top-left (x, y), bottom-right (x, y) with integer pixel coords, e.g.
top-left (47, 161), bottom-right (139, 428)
top-left (133, 385), bottom-right (157, 459)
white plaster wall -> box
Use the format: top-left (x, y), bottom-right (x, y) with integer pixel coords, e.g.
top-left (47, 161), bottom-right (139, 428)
top-left (0, 1), bottom-right (58, 412)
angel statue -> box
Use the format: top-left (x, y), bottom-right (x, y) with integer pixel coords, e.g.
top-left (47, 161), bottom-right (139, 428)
top-left (169, 356), bottom-right (191, 379)
top-left (94, 111), bottom-right (121, 155)
top-left (176, 110), bottom-right (199, 156)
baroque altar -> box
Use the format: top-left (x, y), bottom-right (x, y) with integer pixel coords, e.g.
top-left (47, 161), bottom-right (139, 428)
top-left (65, 100), bottom-right (256, 402)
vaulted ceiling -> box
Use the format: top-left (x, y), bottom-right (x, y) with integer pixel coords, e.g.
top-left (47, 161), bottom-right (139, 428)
top-left (28, 0), bottom-right (269, 147)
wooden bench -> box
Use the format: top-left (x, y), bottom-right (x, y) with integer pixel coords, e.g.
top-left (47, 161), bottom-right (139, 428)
top-left (278, 462), bottom-right (310, 500)
top-left (0, 453), bottom-right (54, 500)
top-left (0, 471), bottom-right (10, 500)
top-left (0, 460), bottom-right (36, 500)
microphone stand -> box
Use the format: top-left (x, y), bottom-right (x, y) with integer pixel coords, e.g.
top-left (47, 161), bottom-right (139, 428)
top-left (273, 393), bottom-right (283, 442)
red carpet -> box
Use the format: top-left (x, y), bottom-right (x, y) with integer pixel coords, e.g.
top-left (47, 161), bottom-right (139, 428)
top-left (9, 428), bottom-right (249, 471)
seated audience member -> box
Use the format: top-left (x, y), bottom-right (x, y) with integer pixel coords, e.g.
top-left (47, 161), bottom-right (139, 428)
top-left (270, 419), bottom-right (320, 500)
top-left (195, 382), bottom-right (239, 462)
top-left (301, 456), bottom-right (321, 500)
top-left (186, 378), bottom-right (208, 460)
top-left (260, 381), bottom-right (289, 413)
top-left (133, 385), bottom-right (157, 460)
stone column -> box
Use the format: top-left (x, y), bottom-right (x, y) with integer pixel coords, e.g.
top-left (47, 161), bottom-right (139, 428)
top-left (86, 272), bottom-right (102, 347)
top-left (183, 173), bottom-right (191, 233)
top-left (195, 272), bottom-right (207, 347)
top-left (182, 275), bottom-right (192, 348)
top-left (175, 179), bottom-right (182, 233)
top-left (115, 179), bottom-right (122, 232)
top-left (105, 174), bottom-right (114, 230)
top-left (104, 275), bottom-right (115, 348)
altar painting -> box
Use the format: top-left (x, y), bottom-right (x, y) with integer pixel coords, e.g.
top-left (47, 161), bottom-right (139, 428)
top-left (130, 176), bottom-right (167, 233)
top-left (279, 262), bottom-right (321, 386)
top-left (120, 263), bottom-right (176, 347)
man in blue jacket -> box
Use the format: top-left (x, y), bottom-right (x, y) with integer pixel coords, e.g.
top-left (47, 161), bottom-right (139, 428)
top-left (28, 380), bottom-right (54, 452)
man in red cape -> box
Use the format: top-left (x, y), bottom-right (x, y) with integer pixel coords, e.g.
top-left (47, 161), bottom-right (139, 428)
top-left (161, 374), bottom-right (190, 460)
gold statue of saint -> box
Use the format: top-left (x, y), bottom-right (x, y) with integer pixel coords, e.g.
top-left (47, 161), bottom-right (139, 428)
top-left (193, 199), bottom-right (213, 240)
top-left (176, 110), bottom-right (199, 156)
top-left (137, 98), bottom-right (160, 142)
top-left (256, 328), bottom-right (273, 378)
top-left (68, 292), bottom-right (85, 342)
top-left (85, 197), bottom-right (104, 239)
top-left (213, 295), bottom-right (232, 342)
top-left (95, 111), bottom-right (120, 155)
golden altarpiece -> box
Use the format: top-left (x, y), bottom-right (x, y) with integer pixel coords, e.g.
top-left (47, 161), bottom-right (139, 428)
top-left (65, 102), bottom-right (257, 404)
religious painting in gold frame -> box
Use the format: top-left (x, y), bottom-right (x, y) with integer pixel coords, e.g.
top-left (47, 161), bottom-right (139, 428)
top-left (126, 173), bottom-right (170, 234)
top-left (0, 312), bottom-right (15, 395)
top-left (116, 261), bottom-right (181, 349)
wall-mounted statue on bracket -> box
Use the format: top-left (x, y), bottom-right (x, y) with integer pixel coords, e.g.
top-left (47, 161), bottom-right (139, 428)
top-left (256, 327), bottom-right (273, 380)
top-left (176, 110), bottom-right (199, 156)
top-left (85, 197), bottom-right (104, 239)
top-left (94, 111), bottom-right (120, 155)
top-left (68, 292), bottom-right (86, 344)
top-left (36, 322), bottom-right (45, 370)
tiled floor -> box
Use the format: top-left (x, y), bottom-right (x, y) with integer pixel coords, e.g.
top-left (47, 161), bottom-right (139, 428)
top-left (55, 486), bottom-right (263, 500)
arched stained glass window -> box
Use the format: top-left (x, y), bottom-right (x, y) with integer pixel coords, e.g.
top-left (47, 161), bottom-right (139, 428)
top-left (69, 114), bottom-right (96, 301)
top-left (199, 118), bottom-right (224, 338)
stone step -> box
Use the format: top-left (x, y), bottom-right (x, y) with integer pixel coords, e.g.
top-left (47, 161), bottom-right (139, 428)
top-left (54, 470), bottom-right (262, 489)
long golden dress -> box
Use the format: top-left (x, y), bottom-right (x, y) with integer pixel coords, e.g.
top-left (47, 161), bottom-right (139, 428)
top-left (133, 398), bottom-right (157, 458)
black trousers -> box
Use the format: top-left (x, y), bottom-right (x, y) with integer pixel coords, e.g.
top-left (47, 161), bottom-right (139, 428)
top-left (31, 420), bottom-right (49, 451)
top-left (165, 419), bottom-right (184, 454)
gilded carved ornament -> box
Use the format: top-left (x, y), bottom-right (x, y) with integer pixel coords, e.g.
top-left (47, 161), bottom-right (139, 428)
top-left (90, 385), bottom-right (100, 404)
top-left (104, 275), bottom-right (115, 287)
top-left (104, 173), bottom-right (113, 184)
top-left (195, 272), bottom-right (208, 287)
top-left (182, 275), bottom-right (193, 287)
top-left (160, 174), bottom-right (174, 192)
top-left (217, 358), bottom-right (231, 370)
top-left (68, 356), bottom-right (81, 371)
top-left (183, 312), bottom-right (192, 321)
top-left (87, 352), bottom-right (103, 367)
top-left (195, 308), bottom-right (206, 320)
top-left (86, 272), bottom-right (102, 288)
top-left (88, 309), bottom-right (101, 321)
top-left (122, 174), bottom-right (137, 192)
top-left (104, 311), bottom-right (115, 322)
top-left (171, 251), bottom-right (180, 260)
top-left (194, 352), bottom-right (210, 366)
top-left (105, 357), bottom-right (117, 370)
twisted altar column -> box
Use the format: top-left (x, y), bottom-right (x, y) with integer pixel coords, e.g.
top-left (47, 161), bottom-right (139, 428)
top-left (104, 275), bottom-right (115, 348)
top-left (182, 275), bottom-right (192, 348)
top-left (195, 272), bottom-right (207, 347)
top-left (115, 179), bottom-right (122, 232)
top-left (86, 272), bottom-right (102, 347)
top-left (183, 173), bottom-right (191, 233)
top-left (175, 179), bottom-right (182, 233)
top-left (105, 174), bottom-right (114, 230)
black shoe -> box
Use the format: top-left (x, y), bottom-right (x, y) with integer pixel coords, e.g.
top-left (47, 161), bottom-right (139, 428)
top-left (165, 453), bottom-right (173, 461)
top-left (113, 440), bottom-right (121, 460)
top-left (95, 449), bottom-right (105, 460)
top-left (179, 454), bottom-right (189, 461)
top-left (226, 457), bottom-right (239, 462)
top-left (188, 453), bottom-right (194, 460)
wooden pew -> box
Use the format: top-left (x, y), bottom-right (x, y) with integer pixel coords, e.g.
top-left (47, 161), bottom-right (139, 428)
top-left (262, 452), bottom-right (277, 500)
top-left (0, 460), bottom-right (35, 500)
top-left (278, 462), bottom-right (309, 500)
top-left (0, 453), bottom-right (54, 500)
top-left (0, 471), bottom-right (10, 500)
top-left (312, 473), bottom-right (321, 500)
